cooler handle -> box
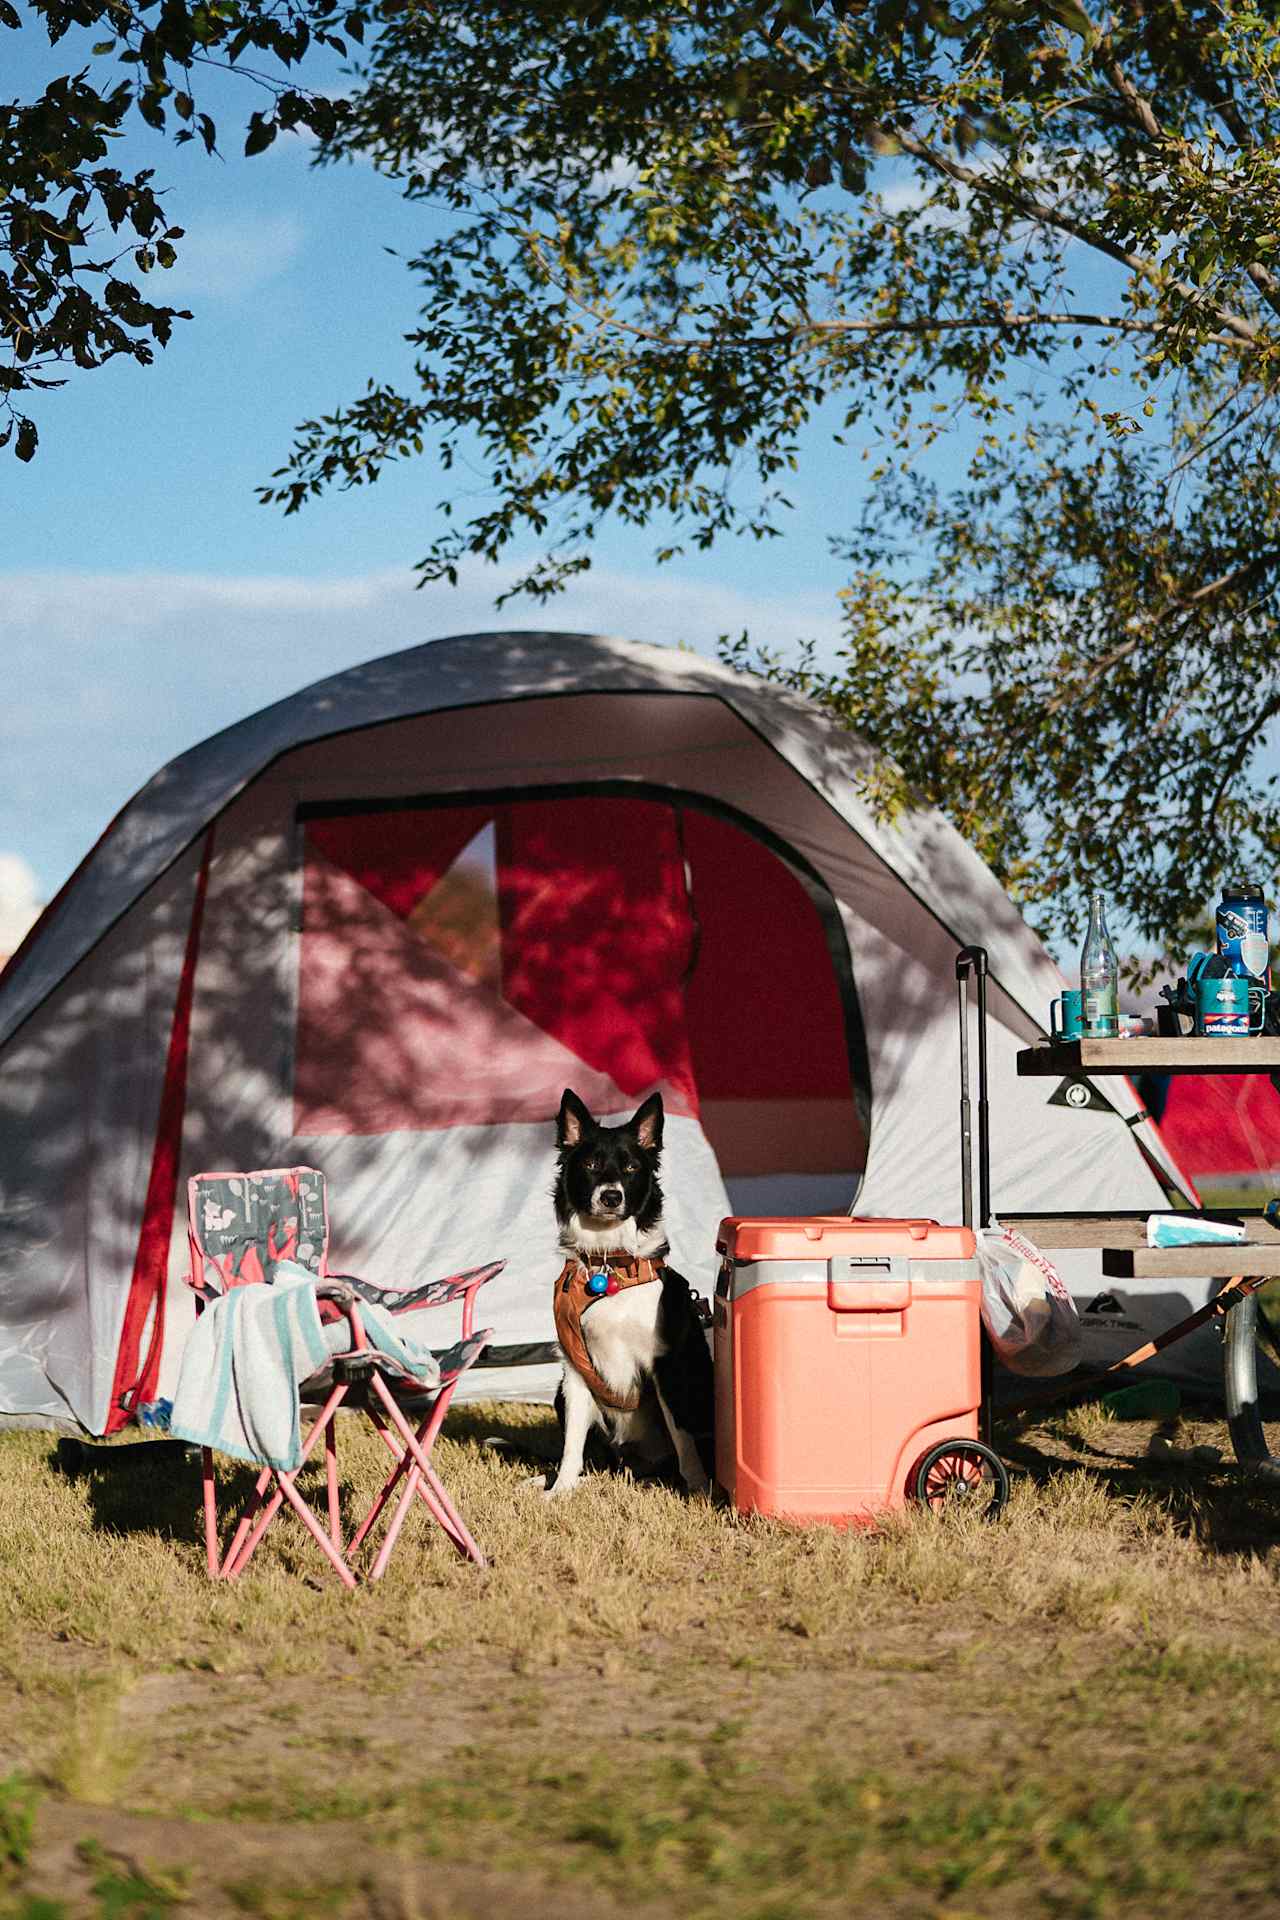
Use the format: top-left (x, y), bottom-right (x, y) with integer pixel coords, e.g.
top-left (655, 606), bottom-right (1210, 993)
top-left (827, 1255), bottom-right (910, 1311)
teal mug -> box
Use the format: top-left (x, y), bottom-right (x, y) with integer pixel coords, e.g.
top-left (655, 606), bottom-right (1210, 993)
top-left (1194, 972), bottom-right (1265, 1038)
top-left (1050, 989), bottom-right (1085, 1039)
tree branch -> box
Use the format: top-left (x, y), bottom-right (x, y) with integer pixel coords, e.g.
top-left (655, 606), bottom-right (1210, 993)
top-left (523, 239), bottom-right (1176, 353)
top-left (884, 125), bottom-right (1263, 350)
top-left (1099, 50), bottom-right (1163, 143)
top-left (1041, 552), bottom-right (1280, 717)
top-left (1206, 684), bottom-right (1280, 818)
top-left (1098, 33), bottom-right (1280, 328)
top-left (1167, 384), bottom-right (1269, 477)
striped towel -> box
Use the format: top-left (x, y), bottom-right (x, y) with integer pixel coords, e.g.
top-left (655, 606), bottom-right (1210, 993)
top-left (170, 1270), bottom-right (440, 1471)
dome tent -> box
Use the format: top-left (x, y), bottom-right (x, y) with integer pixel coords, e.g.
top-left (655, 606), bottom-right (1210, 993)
top-left (0, 631), bottom-right (1193, 1434)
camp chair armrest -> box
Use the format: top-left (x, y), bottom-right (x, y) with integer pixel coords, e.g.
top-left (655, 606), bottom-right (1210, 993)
top-left (455, 1266), bottom-right (503, 1339)
top-left (387, 1329), bottom-right (493, 1404)
top-left (315, 1282), bottom-right (367, 1353)
top-left (329, 1259), bottom-right (506, 1335)
top-left (316, 1281), bottom-right (357, 1307)
top-left (413, 1261), bottom-right (505, 1337)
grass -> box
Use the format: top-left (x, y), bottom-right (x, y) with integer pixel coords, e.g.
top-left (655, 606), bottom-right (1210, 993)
top-left (3, 1402), bottom-right (1280, 1913)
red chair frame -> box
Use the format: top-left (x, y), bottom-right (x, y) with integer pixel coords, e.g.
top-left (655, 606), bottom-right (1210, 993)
top-left (186, 1167), bottom-right (501, 1585)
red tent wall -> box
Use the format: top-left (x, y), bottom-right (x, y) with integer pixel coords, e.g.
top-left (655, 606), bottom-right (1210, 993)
top-left (1154, 1073), bottom-right (1280, 1189)
top-left (679, 808), bottom-right (861, 1180)
top-left (293, 791), bottom-right (862, 1183)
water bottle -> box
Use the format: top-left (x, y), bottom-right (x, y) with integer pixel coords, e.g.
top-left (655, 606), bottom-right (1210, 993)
top-left (1080, 891), bottom-right (1119, 1038)
top-left (1216, 882), bottom-right (1270, 982)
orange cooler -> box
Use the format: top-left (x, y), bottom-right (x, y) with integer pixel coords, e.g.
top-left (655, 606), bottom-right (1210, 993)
top-left (714, 1216), bottom-right (981, 1525)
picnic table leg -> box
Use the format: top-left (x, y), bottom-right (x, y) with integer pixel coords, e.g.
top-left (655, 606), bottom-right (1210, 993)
top-left (1223, 1280), bottom-right (1280, 1470)
top-left (1099, 1272), bottom-right (1261, 1373)
top-left (1007, 1274), bottom-right (1267, 1415)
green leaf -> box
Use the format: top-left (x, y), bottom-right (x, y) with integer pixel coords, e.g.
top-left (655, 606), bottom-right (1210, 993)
top-left (1040, 0), bottom-right (1100, 46)
top-left (243, 113), bottom-right (277, 156)
top-left (15, 419), bottom-right (37, 463)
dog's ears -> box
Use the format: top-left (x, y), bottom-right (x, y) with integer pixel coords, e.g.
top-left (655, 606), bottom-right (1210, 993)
top-left (630, 1091), bottom-right (664, 1152)
top-left (557, 1089), bottom-right (594, 1149)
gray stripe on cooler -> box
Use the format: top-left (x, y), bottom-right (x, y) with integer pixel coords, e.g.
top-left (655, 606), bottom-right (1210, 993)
top-left (728, 1257), bottom-right (978, 1300)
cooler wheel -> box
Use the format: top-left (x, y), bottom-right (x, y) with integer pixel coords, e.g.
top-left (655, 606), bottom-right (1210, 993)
top-left (908, 1438), bottom-right (1009, 1520)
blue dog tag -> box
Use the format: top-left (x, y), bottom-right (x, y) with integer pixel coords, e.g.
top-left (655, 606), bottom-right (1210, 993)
top-left (586, 1270), bottom-right (610, 1296)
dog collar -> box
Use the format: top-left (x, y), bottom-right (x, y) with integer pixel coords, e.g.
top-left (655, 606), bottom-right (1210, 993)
top-left (570, 1245), bottom-right (669, 1292)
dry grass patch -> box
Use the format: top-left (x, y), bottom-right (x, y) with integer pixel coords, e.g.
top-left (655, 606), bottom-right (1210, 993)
top-left (1, 1405), bottom-right (1280, 1913)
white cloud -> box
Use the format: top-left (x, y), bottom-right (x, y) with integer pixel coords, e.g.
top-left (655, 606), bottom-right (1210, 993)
top-left (0, 561), bottom-right (842, 900)
top-left (0, 856), bottom-right (41, 960)
top-left (877, 176), bottom-right (966, 223)
top-left (154, 214), bottom-right (305, 302)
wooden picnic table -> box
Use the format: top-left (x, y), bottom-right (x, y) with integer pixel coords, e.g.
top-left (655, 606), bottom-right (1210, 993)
top-left (1006, 1035), bottom-right (1280, 1432)
top-left (1014, 1035), bottom-right (1280, 1276)
top-left (1017, 1035), bottom-right (1280, 1078)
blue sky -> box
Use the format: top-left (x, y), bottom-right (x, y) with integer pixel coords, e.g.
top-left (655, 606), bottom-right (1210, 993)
top-left (1, 32), bottom-right (884, 948)
top-left (0, 23), bottom-right (1098, 954)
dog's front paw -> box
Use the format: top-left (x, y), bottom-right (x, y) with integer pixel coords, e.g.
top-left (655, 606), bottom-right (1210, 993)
top-left (542, 1476), bottom-right (579, 1501)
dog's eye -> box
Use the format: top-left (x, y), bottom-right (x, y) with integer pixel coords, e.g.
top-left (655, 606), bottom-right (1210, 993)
top-left (622, 1160), bottom-right (639, 1175)
top-left (585, 1156), bottom-right (602, 1173)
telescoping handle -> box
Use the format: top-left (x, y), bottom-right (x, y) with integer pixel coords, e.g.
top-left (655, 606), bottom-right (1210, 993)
top-left (955, 946), bottom-right (991, 1231)
top-left (956, 944), bottom-right (995, 1446)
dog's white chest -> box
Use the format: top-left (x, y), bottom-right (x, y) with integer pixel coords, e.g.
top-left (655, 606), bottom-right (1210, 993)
top-left (581, 1280), bottom-right (665, 1398)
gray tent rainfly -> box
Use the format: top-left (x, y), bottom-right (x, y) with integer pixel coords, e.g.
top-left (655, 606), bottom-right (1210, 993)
top-left (0, 631), bottom-right (1200, 1435)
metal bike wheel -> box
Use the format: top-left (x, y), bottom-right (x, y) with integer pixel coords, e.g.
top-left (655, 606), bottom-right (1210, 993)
top-left (1223, 1281), bottom-right (1280, 1473)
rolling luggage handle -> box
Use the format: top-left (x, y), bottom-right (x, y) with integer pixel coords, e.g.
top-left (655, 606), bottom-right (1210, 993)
top-left (955, 946), bottom-right (991, 1233)
top-left (956, 944), bottom-right (994, 1443)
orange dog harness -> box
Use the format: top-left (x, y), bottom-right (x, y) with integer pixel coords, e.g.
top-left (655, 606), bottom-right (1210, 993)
top-left (553, 1251), bottom-right (666, 1412)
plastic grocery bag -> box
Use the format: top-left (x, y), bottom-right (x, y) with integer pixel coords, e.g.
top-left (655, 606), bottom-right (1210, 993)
top-left (976, 1222), bottom-right (1082, 1377)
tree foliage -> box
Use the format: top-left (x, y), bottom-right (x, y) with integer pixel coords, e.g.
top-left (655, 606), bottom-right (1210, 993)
top-left (724, 398), bottom-right (1280, 962)
top-left (1, 0), bottom-right (361, 457)
top-left (11, 0), bottom-right (1280, 954)
top-left (255, 0), bottom-right (1280, 957)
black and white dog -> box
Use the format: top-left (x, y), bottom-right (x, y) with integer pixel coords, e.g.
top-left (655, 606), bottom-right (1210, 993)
top-left (544, 1087), bottom-right (714, 1499)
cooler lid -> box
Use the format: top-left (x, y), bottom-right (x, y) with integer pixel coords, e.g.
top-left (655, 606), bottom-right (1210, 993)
top-left (716, 1215), bottom-right (976, 1262)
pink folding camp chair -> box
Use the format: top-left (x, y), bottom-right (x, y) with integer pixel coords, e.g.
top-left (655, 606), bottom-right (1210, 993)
top-left (186, 1166), bottom-right (503, 1587)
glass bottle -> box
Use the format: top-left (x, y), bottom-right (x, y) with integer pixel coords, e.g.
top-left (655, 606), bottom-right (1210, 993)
top-left (1080, 892), bottom-right (1119, 1039)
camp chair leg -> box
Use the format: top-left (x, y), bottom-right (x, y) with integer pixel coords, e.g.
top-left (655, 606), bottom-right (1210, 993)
top-left (359, 1395), bottom-right (465, 1549)
top-left (224, 1461), bottom-right (358, 1591)
top-left (367, 1462), bottom-right (424, 1581)
top-left (370, 1449), bottom-right (482, 1569)
top-left (368, 1373), bottom-right (486, 1569)
top-left (417, 1462), bottom-right (484, 1567)
top-left (219, 1464), bottom-right (274, 1580)
top-left (325, 1420), bottom-right (340, 1547)
top-left (217, 1384), bottom-right (351, 1582)
top-left (201, 1447), bottom-right (220, 1579)
top-left (224, 1457), bottom-right (356, 1590)
top-left (369, 1406), bottom-right (479, 1562)
top-left (346, 1412), bottom-right (413, 1553)
top-left (272, 1470), bottom-right (357, 1591)
top-left (348, 1403), bottom-right (467, 1561)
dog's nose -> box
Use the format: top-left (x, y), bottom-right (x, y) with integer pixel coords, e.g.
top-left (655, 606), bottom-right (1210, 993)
top-left (599, 1187), bottom-right (624, 1211)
